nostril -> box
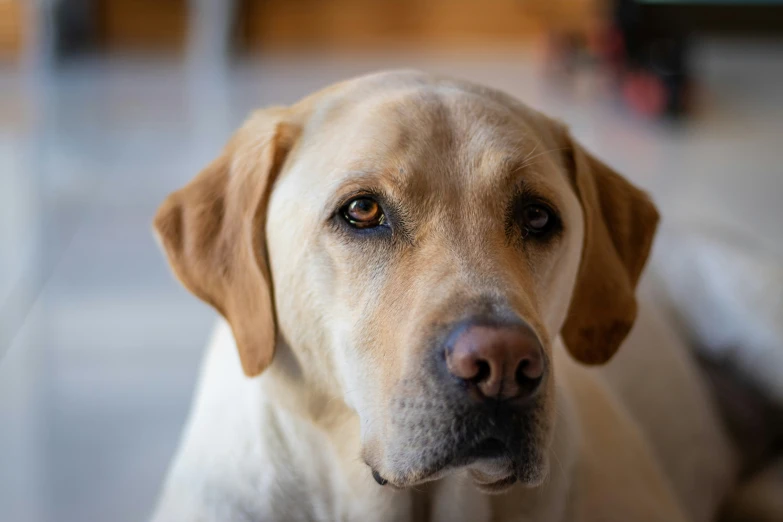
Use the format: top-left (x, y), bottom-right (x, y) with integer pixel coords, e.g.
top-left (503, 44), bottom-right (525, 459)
top-left (515, 358), bottom-right (543, 396)
top-left (472, 360), bottom-right (491, 384)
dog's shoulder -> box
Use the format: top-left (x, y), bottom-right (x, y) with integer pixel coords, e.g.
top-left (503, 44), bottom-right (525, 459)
top-left (151, 321), bottom-right (342, 521)
top-left (151, 431), bottom-right (318, 522)
top-left (151, 462), bottom-right (309, 522)
top-left (596, 290), bottom-right (736, 522)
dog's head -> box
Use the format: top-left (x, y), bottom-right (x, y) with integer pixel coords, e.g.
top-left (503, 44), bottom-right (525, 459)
top-left (154, 71), bottom-right (658, 493)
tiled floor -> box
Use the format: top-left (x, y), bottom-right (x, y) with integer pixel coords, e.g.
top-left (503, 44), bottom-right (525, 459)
top-left (1, 42), bottom-right (782, 522)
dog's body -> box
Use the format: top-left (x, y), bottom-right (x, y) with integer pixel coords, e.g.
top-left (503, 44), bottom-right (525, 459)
top-left (151, 71), bottom-right (739, 521)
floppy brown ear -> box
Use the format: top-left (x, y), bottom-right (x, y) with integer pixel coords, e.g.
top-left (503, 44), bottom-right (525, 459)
top-left (153, 108), bottom-right (299, 377)
top-left (561, 134), bottom-right (659, 364)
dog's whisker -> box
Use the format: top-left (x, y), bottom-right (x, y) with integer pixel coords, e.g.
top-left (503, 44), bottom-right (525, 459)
top-left (513, 147), bottom-right (570, 173)
top-left (549, 447), bottom-right (566, 484)
top-left (521, 140), bottom-right (542, 162)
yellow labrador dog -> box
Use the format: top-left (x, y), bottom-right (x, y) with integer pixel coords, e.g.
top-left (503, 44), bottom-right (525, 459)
top-left (151, 71), bottom-right (736, 522)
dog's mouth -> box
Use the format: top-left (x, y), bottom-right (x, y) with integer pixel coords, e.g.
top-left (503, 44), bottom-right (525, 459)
top-left (373, 385), bottom-right (550, 490)
top-left (438, 435), bottom-right (518, 476)
top-left (459, 437), bottom-right (522, 493)
top-left (458, 437), bottom-right (520, 492)
top-left (461, 437), bottom-right (509, 461)
top-left (371, 436), bottom-right (521, 490)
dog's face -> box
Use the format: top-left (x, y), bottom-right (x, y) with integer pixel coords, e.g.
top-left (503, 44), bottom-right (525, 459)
top-left (154, 72), bottom-right (658, 493)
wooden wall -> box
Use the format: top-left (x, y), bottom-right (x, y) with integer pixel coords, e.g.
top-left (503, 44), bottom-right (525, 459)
top-left (0, 0), bottom-right (596, 62)
top-left (240, 0), bottom-right (595, 50)
top-left (97, 0), bottom-right (187, 52)
top-left (240, 0), bottom-right (559, 51)
top-left (0, 0), bottom-right (24, 62)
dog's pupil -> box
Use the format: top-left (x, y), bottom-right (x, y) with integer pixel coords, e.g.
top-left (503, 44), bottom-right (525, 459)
top-left (526, 206), bottom-right (549, 230)
top-left (349, 199), bottom-right (378, 221)
top-left (525, 205), bottom-right (549, 229)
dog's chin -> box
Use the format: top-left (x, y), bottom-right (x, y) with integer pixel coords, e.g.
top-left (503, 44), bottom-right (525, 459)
top-left (381, 456), bottom-right (547, 493)
top-left (468, 466), bottom-right (518, 494)
top-left (376, 437), bottom-right (548, 492)
top-left (467, 453), bottom-right (548, 493)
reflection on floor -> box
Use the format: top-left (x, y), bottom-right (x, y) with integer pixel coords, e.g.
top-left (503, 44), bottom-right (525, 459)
top-left (1, 42), bottom-right (782, 522)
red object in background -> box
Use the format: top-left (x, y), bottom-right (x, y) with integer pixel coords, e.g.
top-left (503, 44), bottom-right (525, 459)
top-left (622, 71), bottom-right (668, 117)
top-left (600, 25), bottom-right (626, 68)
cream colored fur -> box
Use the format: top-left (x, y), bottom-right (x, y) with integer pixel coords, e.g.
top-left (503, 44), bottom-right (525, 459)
top-left (151, 71), bottom-right (736, 522)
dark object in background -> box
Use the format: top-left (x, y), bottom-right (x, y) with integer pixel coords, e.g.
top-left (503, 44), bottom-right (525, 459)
top-left (606, 0), bottom-right (783, 119)
top-left (608, 0), bottom-right (690, 118)
top-left (537, 0), bottom-right (783, 119)
top-left (698, 353), bottom-right (783, 480)
top-left (54, 0), bottom-right (99, 59)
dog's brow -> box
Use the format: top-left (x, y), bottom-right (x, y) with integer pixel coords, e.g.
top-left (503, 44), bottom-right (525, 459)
top-left (486, 155), bottom-right (535, 190)
top-left (495, 145), bottom-right (567, 190)
top-left (320, 169), bottom-right (403, 221)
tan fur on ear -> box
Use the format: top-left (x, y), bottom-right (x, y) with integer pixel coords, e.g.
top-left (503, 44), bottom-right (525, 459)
top-left (562, 134), bottom-right (660, 364)
top-left (154, 108), bottom-right (299, 377)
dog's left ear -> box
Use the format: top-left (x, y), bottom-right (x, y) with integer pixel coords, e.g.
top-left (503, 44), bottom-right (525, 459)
top-left (560, 132), bottom-right (659, 364)
top-left (153, 108), bottom-right (300, 377)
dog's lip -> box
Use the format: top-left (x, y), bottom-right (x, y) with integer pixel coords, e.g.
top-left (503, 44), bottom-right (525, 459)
top-left (467, 452), bottom-right (517, 492)
top-left (469, 469), bottom-right (518, 493)
top-left (459, 437), bottom-right (509, 461)
top-left (382, 461), bottom-right (517, 491)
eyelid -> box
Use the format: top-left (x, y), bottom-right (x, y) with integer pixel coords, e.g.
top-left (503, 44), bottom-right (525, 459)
top-left (320, 170), bottom-right (395, 221)
top-left (512, 182), bottom-right (559, 208)
top-left (328, 189), bottom-right (414, 243)
top-left (322, 188), bottom-right (380, 224)
top-left (337, 190), bottom-right (382, 209)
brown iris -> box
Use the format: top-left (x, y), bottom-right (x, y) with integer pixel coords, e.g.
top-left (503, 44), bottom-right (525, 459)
top-left (520, 204), bottom-right (553, 235)
top-left (523, 205), bottom-right (549, 229)
top-left (342, 197), bottom-right (385, 228)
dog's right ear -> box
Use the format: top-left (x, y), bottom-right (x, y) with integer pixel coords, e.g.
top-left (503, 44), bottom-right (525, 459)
top-left (153, 108), bottom-right (299, 377)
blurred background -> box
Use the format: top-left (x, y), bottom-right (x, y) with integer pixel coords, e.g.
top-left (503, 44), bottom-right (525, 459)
top-left (1, 1), bottom-right (782, 521)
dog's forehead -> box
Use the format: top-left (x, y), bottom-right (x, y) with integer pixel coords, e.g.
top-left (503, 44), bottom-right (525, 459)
top-left (298, 79), bottom-right (559, 185)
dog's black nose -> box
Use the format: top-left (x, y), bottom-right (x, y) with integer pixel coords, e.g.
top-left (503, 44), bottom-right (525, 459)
top-left (445, 321), bottom-right (544, 400)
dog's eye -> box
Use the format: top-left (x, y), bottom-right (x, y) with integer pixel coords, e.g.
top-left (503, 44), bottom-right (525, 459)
top-left (520, 204), bottom-right (555, 236)
top-left (342, 197), bottom-right (386, 228)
